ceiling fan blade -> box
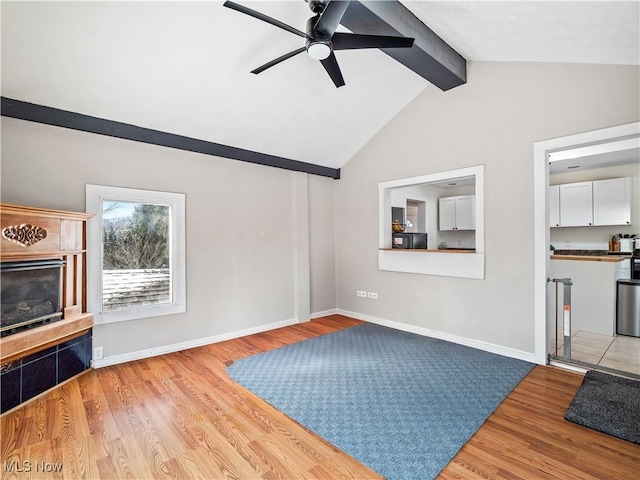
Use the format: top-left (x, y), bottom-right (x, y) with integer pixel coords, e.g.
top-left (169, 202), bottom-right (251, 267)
top-left (314, 1), bottom-right (351, 37)
top-left (251, 47), bottom-right (306, 74)
top-left (320, 52), bottom-right (345, 88)
top-left (332, 32), bottom-right (414, 50)
top-left (223, 1), bottom-right (309, 39)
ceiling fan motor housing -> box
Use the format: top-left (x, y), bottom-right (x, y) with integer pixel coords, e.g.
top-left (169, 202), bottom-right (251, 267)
top-left (305, 15), bottom-right (332, 60)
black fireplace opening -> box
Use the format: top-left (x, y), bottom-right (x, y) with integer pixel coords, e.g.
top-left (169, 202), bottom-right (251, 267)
top-left (1, 259), bottom-right (65, 337)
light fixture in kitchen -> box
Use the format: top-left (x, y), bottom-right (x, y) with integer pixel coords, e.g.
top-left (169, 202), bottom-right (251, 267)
top-left (548, 138), bottom-right (639, 163)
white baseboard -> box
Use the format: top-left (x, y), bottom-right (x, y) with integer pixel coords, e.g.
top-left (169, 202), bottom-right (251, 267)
top-left (93, 310), bottom-right (537, 368)
top-left (93, 317), bottom-right (299, 368)
top-left (310, 309), bottom-right (338, 319)
top-left (336, 309), bottom-right (537, 364)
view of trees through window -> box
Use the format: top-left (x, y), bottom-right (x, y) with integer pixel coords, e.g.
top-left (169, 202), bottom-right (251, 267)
top-left (102, 202), bottom-right (171, 311)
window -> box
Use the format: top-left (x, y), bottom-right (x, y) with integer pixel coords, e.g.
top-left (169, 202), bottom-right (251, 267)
top-left (86, 185), bottom-right (186, 324)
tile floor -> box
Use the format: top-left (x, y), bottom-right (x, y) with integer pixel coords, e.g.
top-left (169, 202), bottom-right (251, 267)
top-left (551, 329), bottom-right (640, 376)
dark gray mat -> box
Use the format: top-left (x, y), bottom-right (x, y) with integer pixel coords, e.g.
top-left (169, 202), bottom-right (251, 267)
top-left (565, 370), bottom-right (640, 444)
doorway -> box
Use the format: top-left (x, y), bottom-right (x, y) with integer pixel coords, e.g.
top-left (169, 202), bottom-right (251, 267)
top-left (533, 121), bottom-right (640, 376)
top-left (404, 199), bottom-right (426, 233)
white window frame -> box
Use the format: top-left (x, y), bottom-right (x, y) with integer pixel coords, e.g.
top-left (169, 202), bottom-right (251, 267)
top-left (378, 165), bottom-right (485, 279)
top-left (86, 184), bottom-right (186, 324)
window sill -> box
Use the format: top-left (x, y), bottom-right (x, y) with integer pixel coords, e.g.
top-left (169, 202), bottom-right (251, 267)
top-left (378, 249), bottom-right (485, 279)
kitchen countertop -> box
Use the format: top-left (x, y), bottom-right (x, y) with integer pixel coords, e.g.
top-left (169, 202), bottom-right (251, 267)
top-left (380, 248), bottom-right (476, 253)
top-left (551, 250), bottom-right (632, 262)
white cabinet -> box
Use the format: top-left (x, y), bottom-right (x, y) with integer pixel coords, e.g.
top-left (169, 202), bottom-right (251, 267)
top-left (553, 177), bottom-right (632, 227)
top-left (593, 177), bottom-right (631, 226)
top-left (439, 195), bottom-right (475, 231)
top-left (455, 196), bottom-right (475, 230)
top-left (439, 197), bottom-right (456, 230)
top-left (559, 182), bottom-right (593, 226)
top-left (549, 185), bottom-right (560, 228)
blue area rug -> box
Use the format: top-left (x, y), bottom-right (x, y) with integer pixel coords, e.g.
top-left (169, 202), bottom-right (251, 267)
top-left (226, 323), bottom-right (534, 479)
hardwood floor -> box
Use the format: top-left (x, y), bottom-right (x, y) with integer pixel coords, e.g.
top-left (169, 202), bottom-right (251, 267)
top-left (1, 315), bottom-right (638, 479)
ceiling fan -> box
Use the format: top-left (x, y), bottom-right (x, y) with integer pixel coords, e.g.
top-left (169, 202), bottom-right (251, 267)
top-left (223, 0), bottom-right (415, 88)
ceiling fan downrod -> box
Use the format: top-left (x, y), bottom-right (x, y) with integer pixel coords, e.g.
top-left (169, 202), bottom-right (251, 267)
top-left (306, 0), bottom-right (329, 14)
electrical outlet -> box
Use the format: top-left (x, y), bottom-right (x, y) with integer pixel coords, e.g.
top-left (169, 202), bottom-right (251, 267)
top-left (367, 292), bottom-right (378, 299)
top-left (94, 346), bottom-right (104, 360)
top-left (357, 290), bottom-right (367, 298)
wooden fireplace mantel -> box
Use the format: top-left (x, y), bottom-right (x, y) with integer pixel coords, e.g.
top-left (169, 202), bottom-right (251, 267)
top-left (1, 203), bottom-right (94, 363)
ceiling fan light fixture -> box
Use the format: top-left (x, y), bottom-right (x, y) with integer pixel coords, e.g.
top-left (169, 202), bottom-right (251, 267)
top-left (307, 41), bottom-right (331, 60)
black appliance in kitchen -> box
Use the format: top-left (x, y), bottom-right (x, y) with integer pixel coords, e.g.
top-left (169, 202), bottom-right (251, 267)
top-left (391, 206), bottom-right (428, 249)
top-left (632, 252), bottom-right (640, 280)
top-left (632, 238), bottom-right (640, 280)
top-left (392, 233), bottom-right (427, 249)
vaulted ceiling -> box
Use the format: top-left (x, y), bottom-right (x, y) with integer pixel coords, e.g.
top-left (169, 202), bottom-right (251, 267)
top-left (2, 1), bottom-right (638, 172)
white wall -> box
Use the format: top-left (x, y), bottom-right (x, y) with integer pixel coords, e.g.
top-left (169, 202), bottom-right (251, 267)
top-left (335, 61), bottom-right (639, 356)
top-left (550, 163), bottom-right (640, 249)
top-left (0, 117), bottom-right (335, 360)
top-left (2, 61), bottom-right (638, 363)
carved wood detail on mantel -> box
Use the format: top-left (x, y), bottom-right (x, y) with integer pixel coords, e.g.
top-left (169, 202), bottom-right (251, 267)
top-left (1, 223), bottom-right (48, 247)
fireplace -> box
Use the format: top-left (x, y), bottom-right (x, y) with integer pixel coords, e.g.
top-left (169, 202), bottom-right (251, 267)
top-left (1, 203), bottom-right (94, 414)
top-left (1, 259), bottom-right (65, 337)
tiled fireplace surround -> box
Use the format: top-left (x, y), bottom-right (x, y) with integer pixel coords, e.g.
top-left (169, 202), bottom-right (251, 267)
top-left (0, 203), bottom-right (94, 414)
top-left (1, 330), bottom-right (92, 412)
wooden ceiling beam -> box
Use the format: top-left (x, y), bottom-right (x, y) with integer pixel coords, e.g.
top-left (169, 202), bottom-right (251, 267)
top-left (340, 1), bottom-right (467, 91)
